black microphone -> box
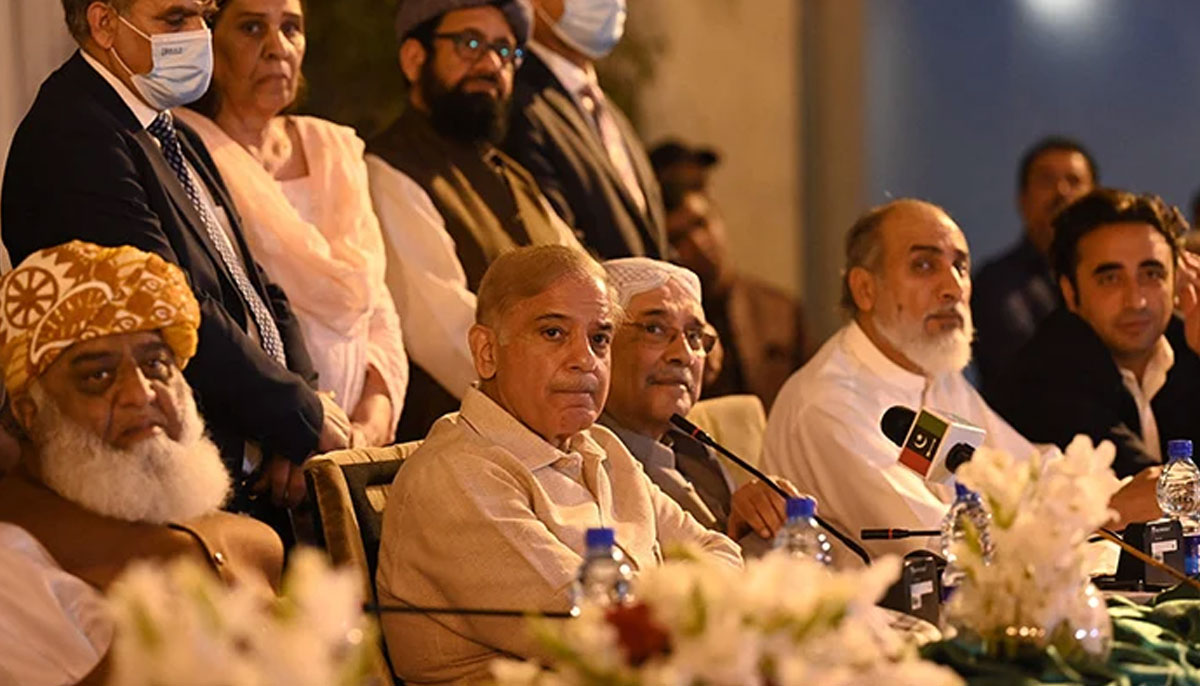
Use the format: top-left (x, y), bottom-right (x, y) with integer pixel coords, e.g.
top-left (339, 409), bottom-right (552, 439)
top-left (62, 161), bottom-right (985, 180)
top-left (669, 413), bottom-right (871, 565)
top-left (366, 603), bottom-right (574, 619)
top-left (861, 528), bottom-right (942, 540)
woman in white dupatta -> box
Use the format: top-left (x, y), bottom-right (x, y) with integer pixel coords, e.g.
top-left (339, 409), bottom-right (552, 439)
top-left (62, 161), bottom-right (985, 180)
top-left (178, 0), bottom-right (407, 447)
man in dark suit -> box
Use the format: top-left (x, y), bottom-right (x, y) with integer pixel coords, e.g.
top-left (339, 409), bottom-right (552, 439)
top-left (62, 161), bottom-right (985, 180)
top-left (1, 0), bottom-right (351, 523)
top-left (993, 190), bottom-right (1200, 498)
top-left (503, 0), bottom-right (666, 259)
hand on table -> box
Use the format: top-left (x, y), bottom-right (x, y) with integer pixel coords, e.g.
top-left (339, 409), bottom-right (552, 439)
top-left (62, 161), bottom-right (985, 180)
top-left (727, 476), bottom-right (803, 541)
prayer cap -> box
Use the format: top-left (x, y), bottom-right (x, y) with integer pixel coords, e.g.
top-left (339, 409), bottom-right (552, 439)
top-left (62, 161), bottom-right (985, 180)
top-left (0, 241), bottom-right (201, 394)
top-left (395, 0), bottom-right (533, 46)
top-left (603, 257), bottom-right (703, 310)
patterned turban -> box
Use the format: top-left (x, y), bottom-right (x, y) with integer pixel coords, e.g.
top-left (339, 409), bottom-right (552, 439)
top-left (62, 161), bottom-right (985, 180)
top-left (0, 241), bottom-right (201, 395)
top-left (603, 257), bottom-right (704, 310)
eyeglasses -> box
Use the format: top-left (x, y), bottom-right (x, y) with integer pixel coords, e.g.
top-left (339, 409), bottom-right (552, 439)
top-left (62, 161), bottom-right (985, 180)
top-left (433, 30), bottom-right (524, 67)
top-left (627, 320), bottom-right (718, 355)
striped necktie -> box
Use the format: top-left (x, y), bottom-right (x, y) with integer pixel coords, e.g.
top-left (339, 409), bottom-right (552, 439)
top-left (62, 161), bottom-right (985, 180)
top-left (147, 112), bottom-right (287, 367)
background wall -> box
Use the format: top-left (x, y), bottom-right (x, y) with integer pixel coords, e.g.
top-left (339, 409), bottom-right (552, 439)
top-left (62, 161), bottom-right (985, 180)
top-left (866, 0), bottom-right (1200, 271)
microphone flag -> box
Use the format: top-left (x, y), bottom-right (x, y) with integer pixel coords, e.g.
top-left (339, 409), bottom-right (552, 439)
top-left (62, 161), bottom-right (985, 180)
top-left (899, 411), bottom-right (947, 477)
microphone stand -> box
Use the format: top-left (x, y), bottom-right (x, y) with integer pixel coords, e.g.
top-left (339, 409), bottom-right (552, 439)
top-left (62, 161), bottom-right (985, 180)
top-left (670, 414), bottom-right (872, 565)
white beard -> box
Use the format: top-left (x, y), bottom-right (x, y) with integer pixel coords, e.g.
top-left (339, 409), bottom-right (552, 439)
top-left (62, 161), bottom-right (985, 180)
top-left (875, 304), bottom-right (975, 377)
top-left (29, 383), bottom-right (231, 525)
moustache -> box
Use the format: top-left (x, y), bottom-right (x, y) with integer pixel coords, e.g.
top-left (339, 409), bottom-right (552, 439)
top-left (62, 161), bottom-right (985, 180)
top-left (550, 378), bottom-right (600, 394)
top-left (648, 370), bottom-right (695, 391)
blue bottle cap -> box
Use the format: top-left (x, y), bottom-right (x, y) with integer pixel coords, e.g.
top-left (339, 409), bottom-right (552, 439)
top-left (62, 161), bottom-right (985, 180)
top-left (786, 496), bottom-right (816, 519)
top-left (585, 527), bottom-right (615, 548)
top-left (954, 482), bottom-right (973, 498)
top-left (1169, 439), bottom-right (1194, 460)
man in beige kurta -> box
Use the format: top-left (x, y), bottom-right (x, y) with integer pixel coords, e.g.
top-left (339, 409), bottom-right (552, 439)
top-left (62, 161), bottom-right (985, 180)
top-left (376, 245), bottom-right (741, 685)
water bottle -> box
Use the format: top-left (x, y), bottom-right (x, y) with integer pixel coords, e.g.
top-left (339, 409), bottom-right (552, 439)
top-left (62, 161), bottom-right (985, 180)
top-left (1158, 439), bottom-right (1200, 575)
top-left (772, 497), bottom-right (833, 565)
top-left (940, 483), bottom-right (993, 595)
top-left (570, 528), bottom-right (634, 613)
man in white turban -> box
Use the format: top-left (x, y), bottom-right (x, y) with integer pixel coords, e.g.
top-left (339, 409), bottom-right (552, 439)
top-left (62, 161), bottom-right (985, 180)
top-left (601, 257), bottom-right (802, 554)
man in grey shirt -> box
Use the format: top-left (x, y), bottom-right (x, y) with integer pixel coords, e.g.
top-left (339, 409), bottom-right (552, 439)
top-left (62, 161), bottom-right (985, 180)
top-left (601, 257), bottom-right (800, 554)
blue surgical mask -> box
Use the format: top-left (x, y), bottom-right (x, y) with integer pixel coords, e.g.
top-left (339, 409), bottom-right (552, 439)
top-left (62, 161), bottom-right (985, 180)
top-left (545, 0), bottom-right (627, 60)
top-left (110, 14), bottom-right (213, 110)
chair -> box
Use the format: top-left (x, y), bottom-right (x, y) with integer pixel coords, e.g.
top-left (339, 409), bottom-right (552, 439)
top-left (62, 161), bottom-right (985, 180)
top-left (686, 394), bottom-right (768, 486)
top-left (304, 442), bottom-right (423, 686)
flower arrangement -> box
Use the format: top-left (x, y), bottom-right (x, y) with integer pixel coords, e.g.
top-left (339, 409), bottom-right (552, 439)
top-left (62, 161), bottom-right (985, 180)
top-left (946, 435), bottom-right (1124, 660)
top-left (491, 550), bottom-right (963, 686)
top-left (105, 548), bottom-right (379, 686)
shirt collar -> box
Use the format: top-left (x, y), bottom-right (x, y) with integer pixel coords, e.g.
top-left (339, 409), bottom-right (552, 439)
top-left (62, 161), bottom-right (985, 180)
top-left (598, 412), bottom-right (677, 471)
top-left (1118, 334), bottom-right (1175, 400)
top-left (529, 41), bottom-right (599, 97)
top-left (81, 48), bottom-right (162, 129)
top-left (843, 319), bottom-right (929, 395)
top-left (459, 387), bottom-right (607, 471)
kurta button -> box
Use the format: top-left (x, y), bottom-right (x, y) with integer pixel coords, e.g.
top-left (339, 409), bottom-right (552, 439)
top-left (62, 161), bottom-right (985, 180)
top-left (213, 551), bottom-right (226, 566)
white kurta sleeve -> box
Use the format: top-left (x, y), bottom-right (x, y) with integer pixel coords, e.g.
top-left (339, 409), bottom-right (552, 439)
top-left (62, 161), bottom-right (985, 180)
top-left (0, 524), bottom-right (112, 686)
top-left (366, 154), bottom-right (478, 400)
top-left (762, 398), bottom-right (950, 563)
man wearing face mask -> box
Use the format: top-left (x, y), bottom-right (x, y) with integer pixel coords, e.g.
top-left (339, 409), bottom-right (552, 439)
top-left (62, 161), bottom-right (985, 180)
top-left (503, 0), bottom-right (667, 260)
top-left (367, 0), bottom-right (582, 440)
top-left (1, 0), bottom-right (352, 537)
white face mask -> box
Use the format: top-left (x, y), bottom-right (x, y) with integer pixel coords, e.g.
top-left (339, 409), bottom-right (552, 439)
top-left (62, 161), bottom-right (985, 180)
top-left (110, 13), bottom-right (213, 110)
top-left (544, 0), bottom-right (627, 60)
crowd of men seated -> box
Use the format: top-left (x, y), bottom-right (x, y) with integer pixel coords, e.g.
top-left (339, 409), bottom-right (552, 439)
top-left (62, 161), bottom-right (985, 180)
top-left (1, 0), bottom-right (1196, 684)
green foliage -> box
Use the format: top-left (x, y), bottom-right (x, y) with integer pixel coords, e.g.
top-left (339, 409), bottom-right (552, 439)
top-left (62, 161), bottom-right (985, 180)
top-left (296, 0), bottom-right (407, 138)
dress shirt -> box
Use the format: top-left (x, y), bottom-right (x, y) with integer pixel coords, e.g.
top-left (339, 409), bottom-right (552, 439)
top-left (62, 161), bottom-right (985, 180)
top-left (0, 523), bottom-right (111, 686)
top-left (762, 321), bottom-right (1035, 562)
top-left (1117, 336), bottom-right (1174, 463)
top-left (376, 387), bottom-right (741, 685)
top-left (365, 156), bottom-right (579, 400)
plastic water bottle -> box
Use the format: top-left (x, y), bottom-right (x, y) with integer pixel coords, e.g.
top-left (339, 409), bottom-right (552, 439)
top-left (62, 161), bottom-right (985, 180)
top-left (940, 483), bottom-right (993, 594)
top-left (1158, 440), bottom-right (1200, 575)
top-left (570, 528), bottom-right (634, 613)
top-left (773, 497), bottom-right (833, 565)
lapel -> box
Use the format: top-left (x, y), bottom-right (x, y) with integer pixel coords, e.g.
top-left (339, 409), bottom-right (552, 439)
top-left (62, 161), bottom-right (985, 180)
top-left (526, 55), bottom-right (653, 236)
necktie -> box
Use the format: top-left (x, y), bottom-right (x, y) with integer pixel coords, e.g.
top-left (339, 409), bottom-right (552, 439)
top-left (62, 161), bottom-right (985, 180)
top-left (578, 85), bottom-right (646, 213)
top-left (147, 112), bottom-right (287, 367)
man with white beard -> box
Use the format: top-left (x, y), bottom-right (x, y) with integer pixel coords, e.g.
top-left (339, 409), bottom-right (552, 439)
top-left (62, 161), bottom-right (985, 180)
top-left (0, 241), bottom-right (282, 685)
top-left (762, 199), bottom-right (1036, 561)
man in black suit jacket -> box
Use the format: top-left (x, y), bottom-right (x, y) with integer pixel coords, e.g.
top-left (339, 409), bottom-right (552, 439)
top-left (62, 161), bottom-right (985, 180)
top-left (503, 0), bottom-right (666, 260)
top-left (2, 0), bottom-right (350, 518)
top-left (993, 189), bottom-right (1200, 492)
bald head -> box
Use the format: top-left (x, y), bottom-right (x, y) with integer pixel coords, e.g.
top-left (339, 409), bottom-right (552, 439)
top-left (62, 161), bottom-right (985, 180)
top-left (844, 199), bottom-right (973, 376)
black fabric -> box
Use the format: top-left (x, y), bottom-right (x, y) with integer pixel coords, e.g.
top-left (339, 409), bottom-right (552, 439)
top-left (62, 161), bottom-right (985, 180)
top-left (504, 51), bottom-right (666, 260)
top-left (972, 237), bottom-right (1062, 404)
top-left (1, 52), bottom-right (323, 474)
top-left (991, 308), bottom-right (1200, 478)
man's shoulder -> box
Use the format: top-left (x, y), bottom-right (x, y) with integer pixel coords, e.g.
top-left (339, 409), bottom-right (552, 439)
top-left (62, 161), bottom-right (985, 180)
top-left (769, 331), bottom-right (869, 418)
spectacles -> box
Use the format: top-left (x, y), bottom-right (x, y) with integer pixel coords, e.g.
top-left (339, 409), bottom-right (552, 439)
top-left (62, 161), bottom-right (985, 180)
top-left (433, 30), bottom-right (524, 67)
top-left (627, 320), bottom-right (718, 355)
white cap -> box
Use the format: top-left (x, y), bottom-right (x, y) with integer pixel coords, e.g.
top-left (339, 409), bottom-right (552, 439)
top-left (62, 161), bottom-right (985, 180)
top-left (603, 258), bottom-right (703, 309)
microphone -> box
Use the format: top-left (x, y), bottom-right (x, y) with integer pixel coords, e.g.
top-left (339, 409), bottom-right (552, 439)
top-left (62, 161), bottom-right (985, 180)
top-left (669, 413), bottom-right (871, 565)
top-left (861, 528), bottom-right (942, 540)
top-left (366, 603), bottom-right (574, 619)
top-left (879, 405), bottom-right (985, 484)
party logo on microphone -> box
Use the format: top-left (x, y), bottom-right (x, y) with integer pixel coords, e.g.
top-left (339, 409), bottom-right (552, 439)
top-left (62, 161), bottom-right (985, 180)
top-left (899, 411), bottom-right (946, 476)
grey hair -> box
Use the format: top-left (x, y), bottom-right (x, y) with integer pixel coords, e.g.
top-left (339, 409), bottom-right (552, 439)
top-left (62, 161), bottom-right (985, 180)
top-left (839, 202), bottom-right (895, 315)
top-left (61, 0), bottom-right (133, 42)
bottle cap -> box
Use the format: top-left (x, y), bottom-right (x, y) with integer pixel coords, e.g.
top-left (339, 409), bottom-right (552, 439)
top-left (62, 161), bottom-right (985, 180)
top-left (786, 496), bottom-right (816, 519)
top-left (1168, 439), bottom-right (1194, 460)
top-left (585, 527), bottom-right (615, 548)
top-left (954, 482), bottom-right (973, 498)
